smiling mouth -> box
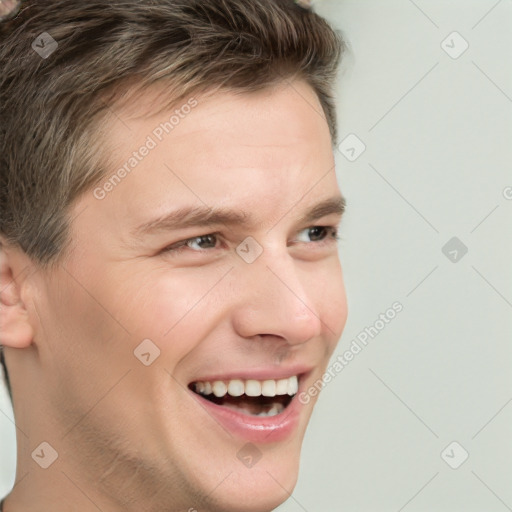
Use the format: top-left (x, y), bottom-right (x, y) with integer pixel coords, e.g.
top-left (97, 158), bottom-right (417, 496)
top-left (188, 376), bottom-right (299, 417)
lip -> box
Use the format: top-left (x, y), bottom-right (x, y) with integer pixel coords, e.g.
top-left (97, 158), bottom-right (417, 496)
top-left (188, 365), bottom-right (314, 384)
top-left (188, 370), bottom-right (312, 444)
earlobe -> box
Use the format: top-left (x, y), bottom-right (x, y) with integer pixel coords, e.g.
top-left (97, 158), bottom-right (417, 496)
top-left (0, 245), bottom-right (34, 349)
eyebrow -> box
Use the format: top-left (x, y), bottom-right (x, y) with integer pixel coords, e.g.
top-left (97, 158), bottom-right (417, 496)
top-left (131, 195), bottom-right (346, 238)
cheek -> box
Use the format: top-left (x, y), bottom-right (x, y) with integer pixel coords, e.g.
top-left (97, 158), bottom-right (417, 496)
top-left (314, 260), bottom-right (348, 347)
top-left (42, 274), bottom-right (124, 363)
top-left (114, 269), bottom-right (225, 358)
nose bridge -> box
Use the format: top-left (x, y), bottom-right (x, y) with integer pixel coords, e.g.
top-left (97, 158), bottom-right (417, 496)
top-left (231, 246), bottom-right (323, 344)
top-left (265, 263), bottom-right (314, 321)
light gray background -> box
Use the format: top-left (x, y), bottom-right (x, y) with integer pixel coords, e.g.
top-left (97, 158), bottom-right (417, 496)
top-left (1, 1), bottom-right (511, 510)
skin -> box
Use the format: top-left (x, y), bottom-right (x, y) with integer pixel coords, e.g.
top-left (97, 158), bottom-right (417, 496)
top-left (0, 79), bottom-right (348, 512)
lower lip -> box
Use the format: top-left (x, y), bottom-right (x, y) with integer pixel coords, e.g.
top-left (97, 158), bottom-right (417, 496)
top-left (190, 386), bottom-right (304, 444)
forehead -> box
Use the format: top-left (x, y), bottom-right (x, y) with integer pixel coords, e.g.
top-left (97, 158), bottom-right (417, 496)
top-left (104, 78), bottom-right (332, 160)
top-left (74, 80), bottom-right (338, 241)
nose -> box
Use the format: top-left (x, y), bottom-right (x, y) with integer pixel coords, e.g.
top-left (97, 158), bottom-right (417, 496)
top-left (230, 250), bottom-right (324, 346)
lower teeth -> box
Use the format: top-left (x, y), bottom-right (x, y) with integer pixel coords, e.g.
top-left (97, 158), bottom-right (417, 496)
top-left (256, 404), bottom-right (284, 417)
top-left (218, 401), bottom-right (285, 417)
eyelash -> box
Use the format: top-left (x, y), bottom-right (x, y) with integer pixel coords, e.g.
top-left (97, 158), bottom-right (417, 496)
top-left (161, 226), bottom-right (341, 256)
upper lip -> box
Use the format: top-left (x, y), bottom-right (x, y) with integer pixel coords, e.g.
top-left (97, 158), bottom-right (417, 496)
top-left (188, 365), bottom-right (314, 384)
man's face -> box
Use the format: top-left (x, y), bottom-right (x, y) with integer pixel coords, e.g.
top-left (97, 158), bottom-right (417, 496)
top-left (32, 80), bottom-right (348, 511)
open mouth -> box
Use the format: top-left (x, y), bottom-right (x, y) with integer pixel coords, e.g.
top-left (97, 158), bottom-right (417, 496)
top-left (188, 376), bottom-right (299, 417)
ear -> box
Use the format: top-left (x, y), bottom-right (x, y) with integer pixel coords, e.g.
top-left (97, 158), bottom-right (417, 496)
top-left (0, 240), bottom-right (34, 349)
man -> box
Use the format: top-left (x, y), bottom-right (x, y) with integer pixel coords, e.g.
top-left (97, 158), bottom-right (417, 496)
top-left (0, 1), bottom-right (348, 510)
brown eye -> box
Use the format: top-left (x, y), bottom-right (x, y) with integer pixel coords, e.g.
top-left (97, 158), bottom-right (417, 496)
top-left (295, 226), bottom-right (339, 244)
top-left (162, 233), bottom-right (221, 256)
top-left (186, 234), bottom-right (218, 250)
top-left (307, 226), bottom-right (329, 242)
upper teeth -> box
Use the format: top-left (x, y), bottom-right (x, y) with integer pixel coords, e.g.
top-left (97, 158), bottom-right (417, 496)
top-left (193, 376), bottom-right (299, 398)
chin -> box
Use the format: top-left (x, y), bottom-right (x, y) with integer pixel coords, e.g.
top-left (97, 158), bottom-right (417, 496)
top-left (204, 459), bottom-right (301, 512)
top-left (193, 416), bottom-right (307, 512)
